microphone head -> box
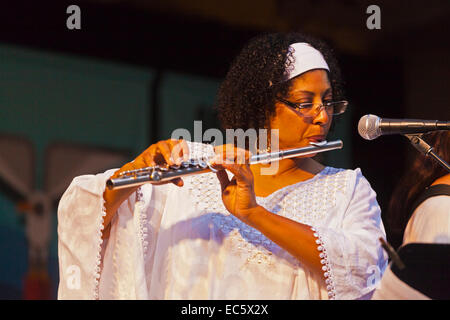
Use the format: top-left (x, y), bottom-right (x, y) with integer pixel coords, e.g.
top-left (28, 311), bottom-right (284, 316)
top-left (358, 114), bottom-right (381, 140)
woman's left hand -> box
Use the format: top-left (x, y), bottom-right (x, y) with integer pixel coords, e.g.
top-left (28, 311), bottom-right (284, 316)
top-left (211, 145), bottom-right (259, 222)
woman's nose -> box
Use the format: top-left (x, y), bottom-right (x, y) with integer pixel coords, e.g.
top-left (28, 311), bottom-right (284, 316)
top-left (312, 105), bottom-right (331, 125)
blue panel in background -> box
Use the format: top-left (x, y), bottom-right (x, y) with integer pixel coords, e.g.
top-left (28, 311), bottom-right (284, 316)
top-left (0, 44), bottom-right (154, 299)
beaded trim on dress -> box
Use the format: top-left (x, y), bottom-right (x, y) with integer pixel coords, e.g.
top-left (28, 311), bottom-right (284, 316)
top-left (93, 198), bottom-right (107, 299)
top-left (311, 226), bottom-right (337, 299)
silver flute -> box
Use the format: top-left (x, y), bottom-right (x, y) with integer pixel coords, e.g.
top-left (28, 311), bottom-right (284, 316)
top-left (106, 140), bottom-right (343, 190)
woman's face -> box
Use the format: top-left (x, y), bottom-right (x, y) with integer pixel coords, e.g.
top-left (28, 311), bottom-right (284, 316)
top-left (269, 69), bottom-right (333, 151)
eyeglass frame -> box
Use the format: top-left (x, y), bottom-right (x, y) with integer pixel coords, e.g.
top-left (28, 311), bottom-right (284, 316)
top-left (276, 97), bottom-right (348, 117)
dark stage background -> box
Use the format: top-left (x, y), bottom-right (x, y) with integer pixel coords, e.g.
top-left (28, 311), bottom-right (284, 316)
top-left (0, 0), bottom-right (449, 299)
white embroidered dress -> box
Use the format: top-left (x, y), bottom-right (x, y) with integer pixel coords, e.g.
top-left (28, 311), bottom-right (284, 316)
top-left (57, 142), bottom-right (388, 300)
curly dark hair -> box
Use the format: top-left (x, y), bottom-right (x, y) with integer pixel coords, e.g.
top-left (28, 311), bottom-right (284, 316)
top-left (215, 32), bottom-right (345, 131)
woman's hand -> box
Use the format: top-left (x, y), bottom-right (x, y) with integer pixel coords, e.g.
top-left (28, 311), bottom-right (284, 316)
top-left (111, 138), bottom-right (189, 187)
top-left (211, 145), bottom-right (259, 222)
top-left (102, 139), bottom-right (189, 239)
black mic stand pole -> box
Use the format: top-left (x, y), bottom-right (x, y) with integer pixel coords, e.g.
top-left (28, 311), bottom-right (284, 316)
top-left (404, 134), bottom-right (450, 172)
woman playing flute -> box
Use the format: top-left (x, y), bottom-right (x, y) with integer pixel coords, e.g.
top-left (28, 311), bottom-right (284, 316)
top-left (57, 32), bottom-right (387, 300)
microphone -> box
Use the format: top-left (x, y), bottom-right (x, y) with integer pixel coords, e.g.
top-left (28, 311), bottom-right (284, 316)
top-left (358, 114), bottom-right (450, 140)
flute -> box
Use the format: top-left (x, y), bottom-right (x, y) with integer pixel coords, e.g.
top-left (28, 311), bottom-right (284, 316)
top-left (106, 140), bottom-right (343, 190)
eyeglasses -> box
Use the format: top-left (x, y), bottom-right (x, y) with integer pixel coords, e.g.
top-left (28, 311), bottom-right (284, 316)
top-left (277, 98), bottom-right (348, 117)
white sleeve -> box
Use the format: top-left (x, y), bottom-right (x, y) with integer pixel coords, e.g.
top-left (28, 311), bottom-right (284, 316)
top-left (56, 140), bottom-right (214, 300)
top-left (57, 169), bottom-right (118, 299)
top-left (313, 169), bottom-right (389, 300)
top-left (403, 196), bottom-right (450, 244)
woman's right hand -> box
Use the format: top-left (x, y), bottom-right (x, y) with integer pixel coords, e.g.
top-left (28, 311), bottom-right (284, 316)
top-left (102, 139), bottom-right (189, 239)
top-left (111, 138), bottom-right (190, 187)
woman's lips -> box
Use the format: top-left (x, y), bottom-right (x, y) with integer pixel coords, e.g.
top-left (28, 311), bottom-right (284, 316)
top-left (307, 135), bottom-right (326, 142)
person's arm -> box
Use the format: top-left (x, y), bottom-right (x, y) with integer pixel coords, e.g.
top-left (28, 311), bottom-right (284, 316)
top-left (244, 205), bottom-right (324, 275)
top-left (57, 139), bottom-right (189, 299)
top-left (102, 177), bottom-right (138, 239)
top-left (58, 169), bottom-right (118, 299)
top-left (403, 195), bottom-right (450, 244)
top-left (212, 146), bottom-right (323, 277)
top-left (212, 146), bottom-right (387, 299)
top-left (101, 139), bottom-right (189, 239)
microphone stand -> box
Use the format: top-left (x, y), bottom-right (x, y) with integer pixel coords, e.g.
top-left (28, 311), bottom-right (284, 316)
top-left (404, 134), bottom-right (450, 172)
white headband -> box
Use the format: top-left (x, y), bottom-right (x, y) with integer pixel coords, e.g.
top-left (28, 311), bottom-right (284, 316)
top-left (284, 42), bottom-right (329, 81)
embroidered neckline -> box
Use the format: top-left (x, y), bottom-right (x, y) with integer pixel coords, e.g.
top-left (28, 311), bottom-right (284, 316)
top-left (255, 166), bottom-right (330, 200)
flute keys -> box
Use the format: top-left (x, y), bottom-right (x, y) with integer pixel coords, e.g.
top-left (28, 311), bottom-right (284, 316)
top-left (198, 159), bottom-right (208, 168)
top-left (150, 170), bottom-right (162, 181)
top-left (135, 167), bottom-right (154, 176)
top-left (180, 161), bottom-right (190, 168)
